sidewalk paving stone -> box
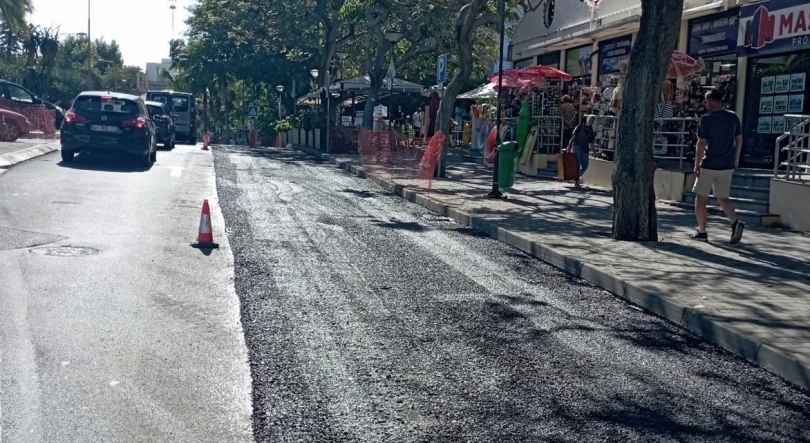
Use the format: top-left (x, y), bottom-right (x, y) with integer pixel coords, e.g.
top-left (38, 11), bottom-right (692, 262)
top-left (295, 145), bottom-right (810, 391)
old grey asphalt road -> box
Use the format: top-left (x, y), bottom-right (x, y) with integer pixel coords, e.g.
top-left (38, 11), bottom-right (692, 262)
top-left (0, 145), bottom-right (253, 442)
top-left (215, 145), bottom-right (810, 443)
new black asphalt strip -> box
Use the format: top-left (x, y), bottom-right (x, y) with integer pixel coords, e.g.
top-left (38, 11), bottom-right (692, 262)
top-left (214, 146), bottom-right (810, 443)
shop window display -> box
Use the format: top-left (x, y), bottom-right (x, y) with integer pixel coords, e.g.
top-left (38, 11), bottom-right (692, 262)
top-left (742, 49), bottom-right (810, 167)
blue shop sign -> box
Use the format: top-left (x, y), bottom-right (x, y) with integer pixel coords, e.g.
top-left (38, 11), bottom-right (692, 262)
top-left (737, 0), bottom-right (810, 57)
top-left (688, 9), bottom-right (740, 58)
top-left (598, 35), bottom-right (632, 74)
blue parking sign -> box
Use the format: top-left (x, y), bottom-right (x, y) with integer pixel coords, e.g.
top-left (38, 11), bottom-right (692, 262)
top-left (437, 54), bottom-right (447, 84)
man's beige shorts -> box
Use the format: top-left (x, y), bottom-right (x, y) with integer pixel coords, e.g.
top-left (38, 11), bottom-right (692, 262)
top-left (693, 168), bottom-right (734, 199)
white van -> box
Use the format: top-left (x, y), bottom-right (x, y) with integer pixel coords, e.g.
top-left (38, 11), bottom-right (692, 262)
top-left (145, 90), bottom-right (196, 144)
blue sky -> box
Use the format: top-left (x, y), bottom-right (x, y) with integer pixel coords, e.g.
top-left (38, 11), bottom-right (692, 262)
top-left (30, 0), bottom-right (193, 69)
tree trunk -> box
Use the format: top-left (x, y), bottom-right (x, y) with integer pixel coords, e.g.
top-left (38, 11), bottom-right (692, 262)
top-left (612, 0), bottom-right (683, 242)
top-left (437, 0), bottom-right (493, 176)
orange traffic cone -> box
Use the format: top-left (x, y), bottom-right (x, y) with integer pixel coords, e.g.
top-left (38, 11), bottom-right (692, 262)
top-left (192, 199), bottom-right (219, 249)
top-left (202, 132), bottom-right (211, 151)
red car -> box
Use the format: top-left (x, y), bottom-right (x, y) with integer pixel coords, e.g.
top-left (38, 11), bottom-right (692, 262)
top-left (0, 108), bottom-right (31, 142)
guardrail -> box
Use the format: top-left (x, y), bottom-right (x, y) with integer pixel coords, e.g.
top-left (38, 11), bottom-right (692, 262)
top-left (773, 114), bottom-right (810, 181)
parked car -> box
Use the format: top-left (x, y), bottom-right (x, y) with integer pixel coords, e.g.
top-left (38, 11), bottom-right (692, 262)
top-left (60, 91), bottom-right (157, 166)
top-left (0, 79), bottom-right (65, 130)
top-left (0, 109), bottom-right (31, 142)
top-left (144, 100), bottom-right (175, 149)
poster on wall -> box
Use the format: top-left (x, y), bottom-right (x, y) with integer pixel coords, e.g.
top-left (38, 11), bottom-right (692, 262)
top-left (598, 35), bottom-right (632, 74)
top-left (564, 45), bottom-right (593, 78)
top-left (773, 95), bottom-right (789, 113)
top-left (688, 9), bottom-right (739, 58)
top-left (790, 73), bottom-right (806, 92)
top-left (772, 116), bottom-right (786, 134)
top-left (760, 76), bottom-right (775, 94)
top-left (788, 95), bottom-right (805, 113)
top-left (737, 0), bottom-right (810, 57)
top-left (775, 75), bottom-right (791, 93)
top-left (757, 116), bottom-right (772, 133)
top-left (759, 96), bottom-right (773, 114)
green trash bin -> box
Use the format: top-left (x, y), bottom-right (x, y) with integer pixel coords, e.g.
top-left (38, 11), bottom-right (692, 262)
top-left (496, 141), bottom-right (520, 188)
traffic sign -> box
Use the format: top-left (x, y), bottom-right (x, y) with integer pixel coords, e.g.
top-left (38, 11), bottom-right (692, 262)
top-left (436, 54), bottom-right (447, 84)
top-left (248, 105), bottom-right (259, 119)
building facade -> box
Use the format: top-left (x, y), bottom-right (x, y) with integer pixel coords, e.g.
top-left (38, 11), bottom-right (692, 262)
top-left (510, 0), bottom-right (810, 168)
top-left (144, 58), bottom-right (175, 91)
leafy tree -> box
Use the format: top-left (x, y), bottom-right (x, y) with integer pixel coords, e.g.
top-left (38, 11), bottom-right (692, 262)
top-left (0, 0), bottom-right (33, 36)
top-left (612, 0), bottom-right (684, 241)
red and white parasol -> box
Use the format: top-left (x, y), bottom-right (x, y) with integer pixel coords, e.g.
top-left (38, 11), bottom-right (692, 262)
top-left (667, 50), bottom-right (706, 79)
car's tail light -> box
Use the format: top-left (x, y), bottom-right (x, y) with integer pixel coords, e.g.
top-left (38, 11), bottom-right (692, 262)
top-left (123, 117), bottom-right (146, 129)
top-left (63, 110), bottom-right (86, 124)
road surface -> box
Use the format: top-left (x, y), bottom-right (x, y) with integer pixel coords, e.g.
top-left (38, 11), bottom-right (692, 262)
top-left (214, 146), bottom-right (810, 443)
top-left (0, 145), bottom-right (253, 442)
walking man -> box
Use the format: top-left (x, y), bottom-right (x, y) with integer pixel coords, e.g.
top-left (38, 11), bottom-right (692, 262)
top-left (692, 88), bottom-right (744, 244)
top-left (412, 109), bottom-right (423, 136)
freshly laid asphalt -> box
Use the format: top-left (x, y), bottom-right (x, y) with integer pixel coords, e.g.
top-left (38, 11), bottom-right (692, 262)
top-left (0, 145), bottom-right (253, 442)
top-left (215, 146), bottom-right (810, 443)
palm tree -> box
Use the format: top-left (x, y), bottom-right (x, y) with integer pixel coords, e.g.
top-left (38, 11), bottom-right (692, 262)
top-left (0, 0), bottom-right (34, 36)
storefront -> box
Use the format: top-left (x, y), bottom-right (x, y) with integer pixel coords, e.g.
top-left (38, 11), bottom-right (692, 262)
top-left (597, 35), bottom-right (632, 84)
top-left (536, 52), bottom-right (561, 69)
top-left (686, 8), bottom-right (740, 113)
top-left (738, 0), bottom-right (810, 167)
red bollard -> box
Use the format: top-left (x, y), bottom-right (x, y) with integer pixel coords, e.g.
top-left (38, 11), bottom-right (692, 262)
top-left (249, 130), bottom-right (257, 148)
top-left (202, 132), bottom-right (211, 150)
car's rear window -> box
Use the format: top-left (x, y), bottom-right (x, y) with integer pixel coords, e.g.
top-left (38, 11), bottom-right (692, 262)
top-left (74, 96), bottom-right (139, 114)
top-left (146, 105), bottom-right (164, 117)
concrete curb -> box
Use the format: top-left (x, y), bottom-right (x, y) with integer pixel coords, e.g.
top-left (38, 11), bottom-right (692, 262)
top-left (0, 142), bottom-right (59, 168)
top-left (297, 145), bottom-right (810, 392)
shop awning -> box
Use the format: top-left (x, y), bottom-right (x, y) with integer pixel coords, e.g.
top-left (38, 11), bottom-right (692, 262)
top-left (459, 83), bottom-right (498, 100)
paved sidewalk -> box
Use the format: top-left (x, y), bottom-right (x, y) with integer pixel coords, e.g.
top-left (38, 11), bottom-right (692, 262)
top-left (297, 145), bottom-right (810, 391)
top-left (0, 138), bottom-right (59, 167)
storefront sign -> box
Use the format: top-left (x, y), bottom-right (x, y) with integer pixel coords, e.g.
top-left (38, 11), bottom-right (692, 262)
top-left (598, 35), bottom-right (632, 74)
top-left (738, 0), bottom-right (810, 56)
top-left (688, 9), bottom-right (739, 57)
top-left (537, 52), bottom-right (561, 69)
top-left (565, 45), bottom-right (593, 78)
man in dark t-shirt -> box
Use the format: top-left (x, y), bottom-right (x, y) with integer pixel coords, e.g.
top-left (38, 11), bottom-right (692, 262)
top-left (692, 88), bottom-right (744, 244)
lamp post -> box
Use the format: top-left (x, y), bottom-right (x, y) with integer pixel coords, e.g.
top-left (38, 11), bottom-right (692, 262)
top-left (275, 85), bottom-right (285, 118)
top-left (309, 68), bottom-right (319, 107)
top-left (86, 0), bottom-right (92, 89)
top-left (384, 30), bottom-right (403, 131)
top-left (487, 0), bottom-right (506, 199)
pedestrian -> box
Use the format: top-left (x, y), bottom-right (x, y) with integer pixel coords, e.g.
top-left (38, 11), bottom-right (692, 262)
top-left (560, 95), bottom-right (578, 148)
top-left (566, 114), bottom-right (596, 187)
top-left (692, 88), bottom-right (744, 244)
top-left (412, 109), bottom-right (423, 136)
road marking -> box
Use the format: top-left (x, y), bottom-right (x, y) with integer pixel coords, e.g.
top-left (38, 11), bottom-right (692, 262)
top-left (167, 166), bottom-right (184, 177)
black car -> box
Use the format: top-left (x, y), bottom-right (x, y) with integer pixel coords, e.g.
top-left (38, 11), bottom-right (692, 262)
top-left (60, 91), bottom-right (157, 166)
top-left (0, 79), bottom-right (65, 129)
top-left (145, 100), bottom-right (176, 149)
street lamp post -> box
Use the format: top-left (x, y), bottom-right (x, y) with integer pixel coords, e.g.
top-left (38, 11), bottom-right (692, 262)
top-left (384, 30), bottom-right (403, 132)
top-left (275, 85), bottom-right (285, 118)
top-left (86, 0), bottom-right (92, 89)
top-left (487, 0), bottom-right (506, 199)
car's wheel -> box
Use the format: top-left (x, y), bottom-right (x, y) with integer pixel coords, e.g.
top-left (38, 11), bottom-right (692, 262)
top-left (61, 148), bottom-right (75, 162)
top-left (190, 137), bottom-right (197, 145)
top-left (150, 146), bottom-right (157, 162)
top-left (3, 123), bottom-right (21, 142)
